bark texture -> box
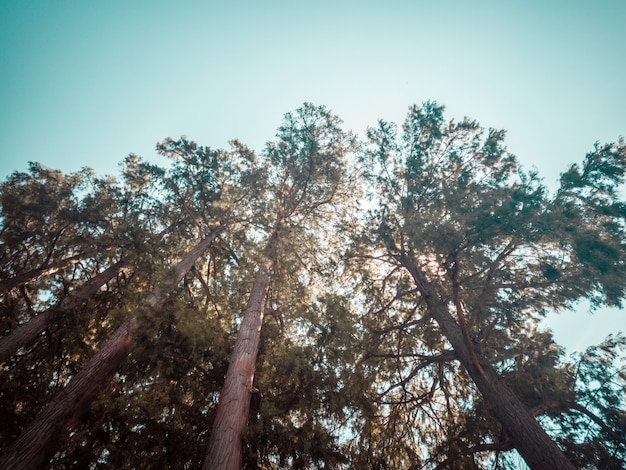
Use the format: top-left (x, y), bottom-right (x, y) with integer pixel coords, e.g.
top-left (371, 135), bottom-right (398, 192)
top-left (204, 223), bottom-right (281, 470)
top-left (400, 254), bottom-right (576, 470)
top-left (0, 260), bottom-right (126, 364)
top-left (0, 255), bottom-right (84, 294)
top-left (0, 319), bottom-right (136, 470)
top-left (203, 259), bottom-right (271, 470)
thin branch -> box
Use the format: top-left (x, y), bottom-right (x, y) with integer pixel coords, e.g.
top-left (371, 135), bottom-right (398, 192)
top-left (0, 254), bottom-right (84, 294)
top-left (378, 351), bottom-right (456, 395)
top-left (181, 198), bottom-right (204, 239)
top-left (533, 400), bottom-right (626, 447)
top-left (190, 265), bottom-right (212, 296)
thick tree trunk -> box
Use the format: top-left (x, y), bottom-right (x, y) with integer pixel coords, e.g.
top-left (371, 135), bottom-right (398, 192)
top-left (454, 340), bottom-right (575, 470)
top-left (0, 260), bottom-right (127, 364)
top-left (204, 223), bottom-right (282, 470)
top-left (400, 255), bottom-right (576, 470)
top-left (203, 259), bottom-right (271, 470)
top-left (0, 319), bottom-right (136, 470)
top-left (0, 227), bottom-right (223, 469)
top-left (0, 255), bottom-right (84, 294)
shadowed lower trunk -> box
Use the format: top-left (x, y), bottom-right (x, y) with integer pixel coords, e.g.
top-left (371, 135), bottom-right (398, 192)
top-left (0, 227), bottom-right (223, 469)
top-left (455, 339), bottom-right (576, 470)
top-left (400, 255), bottom-right (576, 470)
top-left (0, 260), bottom-right (127, 364)
top-left (0, 319), bottom-right (136, 469)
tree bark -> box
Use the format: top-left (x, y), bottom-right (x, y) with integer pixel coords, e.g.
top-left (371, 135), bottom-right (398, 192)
top-left (0, 260), bottom-right (127, 364)
top-left (0, 227), bottom-right (223, 469)
top-left (0, 255), bottom-right (84, 294)
top-left (0, 319), bottom-right (136, 470)
top-left (203, 224), bottom-right (282, 470)
top-left (399, 254), bottom-right (576, 470)
top-left (203, 258), bottom-right (271, 470)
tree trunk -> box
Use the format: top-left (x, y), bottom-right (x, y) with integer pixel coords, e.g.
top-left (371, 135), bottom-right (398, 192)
top-left (455, 340), bottom-right (575, 470)
top-left (0, 227), bottom-right (223, 469)
top-left (203, 258), bottom-right (271, 470)
top-left (203, 223), bottom-right (281, 470)
top-left (0, 319), bottom-right (136, 470)
top-left (400, 255), bottom-right (576, 470)
top-left (0, 260), bottom-right (127, 364)
top-left (0, 255), bottom-right (84, 294)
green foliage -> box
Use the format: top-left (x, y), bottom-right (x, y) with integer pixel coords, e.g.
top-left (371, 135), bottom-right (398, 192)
top-left (1, 103), bottom-right (625, 469)
top-left (357, 102), bottom-right (626, 468)
top-left (545, 334), bottom-right (626, 469)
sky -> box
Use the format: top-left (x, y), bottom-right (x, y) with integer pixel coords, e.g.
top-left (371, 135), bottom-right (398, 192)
top-left (0, 0), bottom-right (624, 354)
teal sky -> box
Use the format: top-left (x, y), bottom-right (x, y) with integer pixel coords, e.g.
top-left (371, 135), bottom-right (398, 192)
top-left (1, 1), bottom-right (624, 354)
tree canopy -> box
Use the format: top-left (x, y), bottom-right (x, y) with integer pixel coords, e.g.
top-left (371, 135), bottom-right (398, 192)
top-left (0, 103), bottom-right (624, 469)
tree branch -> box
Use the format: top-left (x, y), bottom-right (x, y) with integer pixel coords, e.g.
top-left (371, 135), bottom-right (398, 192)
top-left (533, 400), bottom-right (626, 447)
top-left (378, 351), bottom-right (456, 395)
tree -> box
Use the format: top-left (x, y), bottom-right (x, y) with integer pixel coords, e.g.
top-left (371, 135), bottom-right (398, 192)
top-left (0, 140), bottom-right (242, 468)
top-left (204, 103), bottom-right (356, 469)
top-left (355, 102), bottom-right (626, 469)
top-left (0, 164), bottom-right (138, 455)
top-left (0, 164), bottom-right (123, 295)
top-left (0, 224), bottom-right (224, 469)
top-left (0, 163), bottom-right (143, 366)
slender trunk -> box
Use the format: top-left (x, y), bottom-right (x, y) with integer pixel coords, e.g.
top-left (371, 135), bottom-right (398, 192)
top-left (204, 226), bottom-right (281, 470)
top-left (0, 255), bottom-right (84, 294)
top-left (148, 227), bottom-right (224, 309)
top-left (400, 255), bottom-right (576, 470)
top-left (0, 227), bottom-right (223, 469)
top-left (0, 260), bottom-right (127, 364)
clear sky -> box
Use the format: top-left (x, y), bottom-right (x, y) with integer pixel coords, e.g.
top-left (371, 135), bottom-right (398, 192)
top-left (1, 1), bottom-right (624, 354)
